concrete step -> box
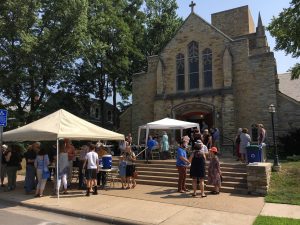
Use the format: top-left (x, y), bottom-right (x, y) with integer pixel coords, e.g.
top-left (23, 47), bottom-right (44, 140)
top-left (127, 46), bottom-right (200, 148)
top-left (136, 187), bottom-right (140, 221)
top-left (112, 158), bottom-right (248, 194)
top-left (135, 175), bottom-right (247, 188)
top-left (135, 166), bottom-right (246, 176)
top-left (113, 159), bottom-right (247, 169)
top-left (135, 179), bottom-right (248, 194)
top-left (137, 171), bottom-right (246, 182)
top-left (113, 163), bottom-right (246, 174)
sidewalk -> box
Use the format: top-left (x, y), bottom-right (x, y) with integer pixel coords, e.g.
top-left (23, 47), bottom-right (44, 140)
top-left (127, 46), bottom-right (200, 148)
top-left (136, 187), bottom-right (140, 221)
top-left (0, 176), bottom-right (264, 225)
top-left (260, 203), bottom-right (300, 219)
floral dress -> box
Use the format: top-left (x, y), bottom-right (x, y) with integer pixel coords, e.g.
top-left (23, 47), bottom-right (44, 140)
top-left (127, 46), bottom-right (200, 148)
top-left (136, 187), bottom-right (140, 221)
top-left (208, 156), bottom-right (221, 186)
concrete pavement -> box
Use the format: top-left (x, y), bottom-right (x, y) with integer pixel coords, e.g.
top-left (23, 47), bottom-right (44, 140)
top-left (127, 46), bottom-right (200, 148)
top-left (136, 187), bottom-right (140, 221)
top-left (260, 203), bottom-right (300, 219)
top-left (0, 176), bottom-right (265, 225)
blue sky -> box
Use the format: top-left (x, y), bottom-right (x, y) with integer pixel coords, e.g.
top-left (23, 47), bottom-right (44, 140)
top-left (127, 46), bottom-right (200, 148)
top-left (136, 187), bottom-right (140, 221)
top-left (176, 0), bottom-right (298, 74)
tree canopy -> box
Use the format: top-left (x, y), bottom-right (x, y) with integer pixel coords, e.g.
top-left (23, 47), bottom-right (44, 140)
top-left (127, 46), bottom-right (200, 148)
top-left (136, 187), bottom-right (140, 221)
top-left (0, 0), bottom-right (183, 129)
top-left (267, 0), bottom-right (300, 79)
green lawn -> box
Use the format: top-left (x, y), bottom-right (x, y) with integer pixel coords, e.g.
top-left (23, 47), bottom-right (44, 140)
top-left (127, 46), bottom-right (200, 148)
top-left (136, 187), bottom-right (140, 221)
top-left (254, 216), bottom-right (300, 225)
top-left (265, 161), bottom-right (300, 205)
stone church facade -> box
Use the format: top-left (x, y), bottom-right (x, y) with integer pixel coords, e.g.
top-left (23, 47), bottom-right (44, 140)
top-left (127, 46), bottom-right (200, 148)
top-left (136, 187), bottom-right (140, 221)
top-left (119, 5), bottom-right (300, 147)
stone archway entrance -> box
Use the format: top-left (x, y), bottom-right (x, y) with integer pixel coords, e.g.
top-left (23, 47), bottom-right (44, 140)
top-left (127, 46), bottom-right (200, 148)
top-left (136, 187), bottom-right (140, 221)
top-left (171, 101), bottom-right (215, 132)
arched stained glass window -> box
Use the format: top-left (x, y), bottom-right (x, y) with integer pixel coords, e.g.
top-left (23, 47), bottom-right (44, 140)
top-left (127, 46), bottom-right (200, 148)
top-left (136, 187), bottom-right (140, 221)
top-left (176, 53), bottom-right (185, 91)
top-left (188, 41), bottom-right (199, 89)
top-left (203, 48), bottom-right (212, 88)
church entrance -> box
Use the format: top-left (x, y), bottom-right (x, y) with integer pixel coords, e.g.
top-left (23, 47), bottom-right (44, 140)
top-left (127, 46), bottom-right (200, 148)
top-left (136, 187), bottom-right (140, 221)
top-left (171, 101), bottom-right (215, 139)
top-left (177, 111), bottom-right (213, 131)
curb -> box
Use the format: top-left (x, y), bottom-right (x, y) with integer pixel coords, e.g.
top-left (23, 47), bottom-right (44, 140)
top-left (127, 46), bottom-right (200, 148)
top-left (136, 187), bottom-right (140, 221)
top-left (1, 197), bottom-right (151, 225)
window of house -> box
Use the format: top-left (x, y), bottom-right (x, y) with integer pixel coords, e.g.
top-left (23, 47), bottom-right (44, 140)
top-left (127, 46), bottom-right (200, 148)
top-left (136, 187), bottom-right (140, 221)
top-left (176, 53), bottom-right (185, 91)
top-left (188, 41), bottom-right (199, 90)
top-left (203, 48), bottom-right (212, 88)
top-left (107, 110), bottom-right (112, 122)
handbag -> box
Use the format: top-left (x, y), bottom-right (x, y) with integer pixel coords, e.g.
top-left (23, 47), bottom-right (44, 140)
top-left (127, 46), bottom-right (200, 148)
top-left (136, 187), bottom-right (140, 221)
top-left (42, 156), bottom-right (50, 179)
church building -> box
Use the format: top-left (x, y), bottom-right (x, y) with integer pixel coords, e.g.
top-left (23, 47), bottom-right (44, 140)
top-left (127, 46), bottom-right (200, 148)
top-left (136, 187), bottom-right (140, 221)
top-left (119, 4), bottom-right (300, 148)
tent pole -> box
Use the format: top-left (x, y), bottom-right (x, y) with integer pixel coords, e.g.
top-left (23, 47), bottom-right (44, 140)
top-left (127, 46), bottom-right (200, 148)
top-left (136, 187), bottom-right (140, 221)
top-left (137, 127), bottom-right (141, 145)
top-left (56, 138), bottom-right (59, 200)
top-left (180, 129), bottom-right (183, 139)
top-left (145, 127), bottom-right (149, 161)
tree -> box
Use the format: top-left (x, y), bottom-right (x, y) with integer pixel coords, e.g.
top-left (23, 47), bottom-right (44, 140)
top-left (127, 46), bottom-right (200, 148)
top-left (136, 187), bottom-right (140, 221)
top-left (0, 0), bottom-right (88, 123)
top-left (267, 0), bottom-right (300, 79)
top-left (71, 0), bottom-right (140, 128)
top-left (144, 0), bottom-right (183, 56)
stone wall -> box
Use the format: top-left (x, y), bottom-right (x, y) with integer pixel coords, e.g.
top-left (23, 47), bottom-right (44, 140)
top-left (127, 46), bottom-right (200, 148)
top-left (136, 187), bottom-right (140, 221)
top-left (247, 162), bottom-right (272, 195)
top-left (231, 36), bottom-right (278, 140)
top-left (131, 56), bottom-right (158, 143)
top-left (160, 13), bottom-right (231, 95)
top-left (277, 93), bottom-right (300, 136)
top-left (211, 5), bottom-right (255, 38)
top-left (118, 106), bottom-right (132, 136)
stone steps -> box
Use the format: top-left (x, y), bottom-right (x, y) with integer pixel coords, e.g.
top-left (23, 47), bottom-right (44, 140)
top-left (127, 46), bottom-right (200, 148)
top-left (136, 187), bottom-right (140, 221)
top-left (112, 159), bottom-right (248, 194)
top-left (136, 171), bottom-right (246, 182)
top-left (136, 179), bottom-right (248, 194)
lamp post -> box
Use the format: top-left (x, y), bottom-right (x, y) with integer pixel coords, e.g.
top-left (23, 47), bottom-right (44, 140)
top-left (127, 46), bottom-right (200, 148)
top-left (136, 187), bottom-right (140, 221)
top-left (268, 104), bottom-right (280, 171)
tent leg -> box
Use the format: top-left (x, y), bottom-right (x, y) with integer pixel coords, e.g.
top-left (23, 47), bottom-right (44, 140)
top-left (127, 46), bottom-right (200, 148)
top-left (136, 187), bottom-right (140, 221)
top-left (56, 139), bottom-right (59, 200)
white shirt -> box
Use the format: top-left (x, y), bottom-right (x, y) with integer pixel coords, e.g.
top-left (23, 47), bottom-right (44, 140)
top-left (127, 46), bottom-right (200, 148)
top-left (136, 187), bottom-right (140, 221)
top-left (200, 145), bottom-right (208, 154)
top-left (85, 151), bottom-right (98, 169)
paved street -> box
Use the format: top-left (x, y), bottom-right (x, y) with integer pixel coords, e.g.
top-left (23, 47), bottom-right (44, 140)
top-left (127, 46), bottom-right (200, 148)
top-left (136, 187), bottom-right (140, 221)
top-left (0, 202), bottom-right (108, 225)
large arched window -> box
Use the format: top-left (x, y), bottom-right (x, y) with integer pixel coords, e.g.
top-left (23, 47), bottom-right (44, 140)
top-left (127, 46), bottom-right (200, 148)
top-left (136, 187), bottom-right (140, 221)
top-left (176, 53), bottom-right (185, 91)
top-left (188, 41), bottom-right (199, 89)
top-left (203, 48), bottom-right (212, 88)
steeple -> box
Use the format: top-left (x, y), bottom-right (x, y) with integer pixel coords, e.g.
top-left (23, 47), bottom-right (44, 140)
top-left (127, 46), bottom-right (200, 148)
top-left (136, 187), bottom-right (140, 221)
top-left (253, 12), bottom-right (270, 55)
top-left (256, 12), bottom-right (265, 36)
top-left (258, 12), bottom-right (263, 27)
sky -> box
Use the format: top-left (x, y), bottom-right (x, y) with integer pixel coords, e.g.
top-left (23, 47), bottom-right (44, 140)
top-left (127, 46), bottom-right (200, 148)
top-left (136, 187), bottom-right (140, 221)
top-left (175, 0), bottom-right (298, 74)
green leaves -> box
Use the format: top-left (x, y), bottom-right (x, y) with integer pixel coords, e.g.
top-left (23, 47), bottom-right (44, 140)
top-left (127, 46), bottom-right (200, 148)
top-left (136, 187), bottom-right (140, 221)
top-left (267, 0), bottom-right (300, 79)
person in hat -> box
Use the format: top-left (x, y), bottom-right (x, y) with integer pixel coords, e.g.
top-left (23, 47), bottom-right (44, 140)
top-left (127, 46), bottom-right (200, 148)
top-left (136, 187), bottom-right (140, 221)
top-left (207, 147), bottom-right (222, 194)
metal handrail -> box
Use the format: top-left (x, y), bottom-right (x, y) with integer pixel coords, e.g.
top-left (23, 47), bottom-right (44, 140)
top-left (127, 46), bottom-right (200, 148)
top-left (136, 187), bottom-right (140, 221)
top-left (220, 134), bottom-right (235, 156)
top-left (135, 146), bottom-right (148, 158)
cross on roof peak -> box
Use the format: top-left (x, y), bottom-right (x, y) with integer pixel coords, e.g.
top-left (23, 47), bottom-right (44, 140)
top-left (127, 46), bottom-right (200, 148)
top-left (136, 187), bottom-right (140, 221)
top-left (189, 1), bottom-right (196, 13)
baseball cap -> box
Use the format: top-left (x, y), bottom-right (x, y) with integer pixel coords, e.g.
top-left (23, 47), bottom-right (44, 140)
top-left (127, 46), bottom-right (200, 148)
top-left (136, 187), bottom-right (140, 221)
top-left (210, 147), bottom-right (218, 153)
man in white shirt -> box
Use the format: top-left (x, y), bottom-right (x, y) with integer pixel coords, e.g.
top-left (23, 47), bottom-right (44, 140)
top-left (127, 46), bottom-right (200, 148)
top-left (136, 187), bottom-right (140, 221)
top-left (83, 144), bottom-right (99, 196)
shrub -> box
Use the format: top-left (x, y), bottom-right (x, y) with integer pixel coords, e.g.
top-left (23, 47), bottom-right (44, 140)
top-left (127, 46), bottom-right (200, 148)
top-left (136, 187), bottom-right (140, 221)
top-left (278, 128), bottom-right (300, 157)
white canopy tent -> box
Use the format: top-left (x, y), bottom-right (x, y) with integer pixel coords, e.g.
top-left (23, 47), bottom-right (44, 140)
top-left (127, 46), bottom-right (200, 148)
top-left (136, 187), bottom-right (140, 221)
top-left (2, 109), bottom-right (124, 199)
top-left (3, 109), bottom-right (124, 142)
top-left (137, 117), bottom-right (200, 145)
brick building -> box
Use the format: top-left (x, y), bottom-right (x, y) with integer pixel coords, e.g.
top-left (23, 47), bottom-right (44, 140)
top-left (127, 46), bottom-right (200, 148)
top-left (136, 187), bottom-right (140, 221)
top-left (119, 5), bottom-right (300, 148)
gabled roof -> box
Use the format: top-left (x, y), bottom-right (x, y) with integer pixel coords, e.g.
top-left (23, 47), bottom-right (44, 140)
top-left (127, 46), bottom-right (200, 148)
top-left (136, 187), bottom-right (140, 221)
top-left (278, 73), bottom-right (300, 102)
top-left (190, 12), bottom-right (233, 41)
top-left (160, 12), bottom-right (233, 54)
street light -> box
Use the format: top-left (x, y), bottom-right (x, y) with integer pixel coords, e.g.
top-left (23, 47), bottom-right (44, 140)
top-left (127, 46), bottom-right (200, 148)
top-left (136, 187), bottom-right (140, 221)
top-left (268, 104), bottom-right (280, 170)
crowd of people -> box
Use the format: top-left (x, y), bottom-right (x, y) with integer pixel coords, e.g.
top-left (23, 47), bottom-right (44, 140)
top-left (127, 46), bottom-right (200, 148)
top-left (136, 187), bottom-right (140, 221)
top-left (0, 137), bottom-right (135, 197)
top-left (0, 124), bottom-right (266, 198)
top-left (234, 124), bottom-right (266, 163)
top-left (176, 134), bottom-right (222, 197)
